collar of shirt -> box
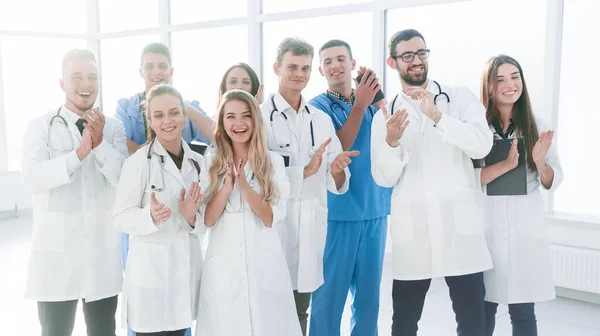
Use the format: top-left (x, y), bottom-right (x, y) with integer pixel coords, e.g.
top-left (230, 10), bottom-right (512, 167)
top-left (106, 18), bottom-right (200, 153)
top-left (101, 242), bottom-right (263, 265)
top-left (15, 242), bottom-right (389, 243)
top-left (327, 89), bottom-right (355, 107)
top-left (491, 118), bottom-right (516, 139)
top-left (274, 91), bottom-right (310, 134)
top-left (166, 147), bottom-right (185, 170)
top-left (62, 105), bottom-right (85, 124)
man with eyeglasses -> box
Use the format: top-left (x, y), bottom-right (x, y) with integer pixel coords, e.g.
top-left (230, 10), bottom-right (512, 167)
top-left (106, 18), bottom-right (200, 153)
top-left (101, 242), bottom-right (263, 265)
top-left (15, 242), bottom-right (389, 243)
top-left (370, 29), bottom-right (493, 336)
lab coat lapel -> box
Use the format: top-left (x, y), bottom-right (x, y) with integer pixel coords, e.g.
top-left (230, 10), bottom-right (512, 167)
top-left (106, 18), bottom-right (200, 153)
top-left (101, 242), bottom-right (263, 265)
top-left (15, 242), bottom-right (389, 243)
top-left (60, 108), bottom-right (83, 146)
top-left (299, 107), bottom-right (313, 155)
top-left (180, 142), bottom-right (198, 183)
top-left (394, 94), bottom-right (427, 134)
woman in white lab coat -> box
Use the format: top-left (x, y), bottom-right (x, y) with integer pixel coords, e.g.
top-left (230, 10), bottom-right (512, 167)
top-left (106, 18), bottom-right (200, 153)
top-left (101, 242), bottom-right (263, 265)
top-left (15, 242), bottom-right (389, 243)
top-left (196, 89), bottom-right (301, 336)
top-left (476, 55), bottom-right (563, 336)
top-left (113, 84), bottom-right (205, 336)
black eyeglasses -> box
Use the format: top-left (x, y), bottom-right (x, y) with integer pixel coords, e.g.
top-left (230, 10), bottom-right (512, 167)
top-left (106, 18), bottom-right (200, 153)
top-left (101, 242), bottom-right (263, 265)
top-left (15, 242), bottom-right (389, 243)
top-left (391, 49), bottom-right (430, 63)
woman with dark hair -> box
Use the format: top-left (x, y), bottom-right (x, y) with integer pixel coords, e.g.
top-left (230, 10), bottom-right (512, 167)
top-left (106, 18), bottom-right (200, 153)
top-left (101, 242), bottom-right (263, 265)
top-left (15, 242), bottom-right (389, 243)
top-left (477, 55), bottom-right (564, 336)
top-left (218, 62), bottom-right (263, 104)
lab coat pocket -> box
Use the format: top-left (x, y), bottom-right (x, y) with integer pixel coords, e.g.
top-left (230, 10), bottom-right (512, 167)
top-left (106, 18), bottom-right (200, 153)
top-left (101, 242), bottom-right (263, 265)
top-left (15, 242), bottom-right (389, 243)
top-left (257, 230), bottom-right (290, 294)
top-left (127, 241), bottom-right (168, 289)
top-left (314, 204), bottom-right (328, 255)
top-left (203, 254), bottom-right (230, 297)
top-left (32, 212), bottom-right (65, 251)
top-left (452, 186), bottom-right (485, 236)
top-left (516, 194), bottom-right (548, 240)
top-left (389, 195), bottom-right (414, 244)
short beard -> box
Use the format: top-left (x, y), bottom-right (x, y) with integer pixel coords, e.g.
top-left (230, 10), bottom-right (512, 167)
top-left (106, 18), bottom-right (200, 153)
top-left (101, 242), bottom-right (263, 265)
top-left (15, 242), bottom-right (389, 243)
top-left (399, 67), bottom-right (428, 86)
top-left (67, 96), bottom-right (95, 114)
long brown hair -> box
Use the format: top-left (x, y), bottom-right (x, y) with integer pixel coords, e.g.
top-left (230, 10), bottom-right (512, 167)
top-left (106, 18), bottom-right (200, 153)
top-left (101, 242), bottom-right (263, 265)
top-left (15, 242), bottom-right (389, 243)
top-left (204, 90), bottom-right (278, 203)
top-left (142, 84), bottom-right (186, 144)
top-left (481, 55), bottom-right (539, 171)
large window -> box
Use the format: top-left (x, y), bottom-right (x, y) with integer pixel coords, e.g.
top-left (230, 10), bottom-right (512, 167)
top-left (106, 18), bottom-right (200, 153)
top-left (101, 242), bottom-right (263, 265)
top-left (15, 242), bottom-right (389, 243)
top-left (263, 0), bottom-right (370, 14)
top-left (98, 0), bottom-right (159, 33)
top-left (100, 35), bottom-right (160, 118)
top-left (385, 0), bottom-right (547, 119)
top-left (0, 0), bottom-right (85, 33)
top-left (553, 0), bottom-right (600, 218)
top-left (1, 37), bottom-right (86, 171)
top-left (262, 13), bottom-right (373, 104)
top-left (171, 25), bottom-right (248, 117)
top-left (170, 0), bottom-right (247, 24)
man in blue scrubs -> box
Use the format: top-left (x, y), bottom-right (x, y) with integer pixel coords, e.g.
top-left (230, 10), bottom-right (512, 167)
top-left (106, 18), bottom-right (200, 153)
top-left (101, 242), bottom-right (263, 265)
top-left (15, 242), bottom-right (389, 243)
top-left (309, 40), bottom-right (392, 336)
top-left (115, 42), bottom-right (212, 336)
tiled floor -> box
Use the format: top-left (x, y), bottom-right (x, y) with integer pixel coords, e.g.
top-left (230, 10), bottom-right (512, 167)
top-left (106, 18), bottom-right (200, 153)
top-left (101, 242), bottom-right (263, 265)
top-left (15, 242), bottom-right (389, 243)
top-left (2, 215), bottom-right (600, 335)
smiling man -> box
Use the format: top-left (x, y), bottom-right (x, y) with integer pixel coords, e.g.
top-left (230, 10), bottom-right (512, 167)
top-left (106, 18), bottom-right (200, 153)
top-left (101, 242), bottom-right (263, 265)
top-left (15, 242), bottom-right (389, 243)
top-left (115, 42), bottom-right (213, 155)
top-left (21, 48), bottom-right (127, 336)
top-left (259, 37), bottom-right (354, 336)
top-left (371, 29), bottom-right (494, 336)
top-left (308, 39), bottom-right (391, 336)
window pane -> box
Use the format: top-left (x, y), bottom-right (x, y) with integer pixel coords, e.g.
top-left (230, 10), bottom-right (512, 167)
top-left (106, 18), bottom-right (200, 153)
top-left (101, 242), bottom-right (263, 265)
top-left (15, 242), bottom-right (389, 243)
top-left (263, 0), bottom-right (370, 14)
top-left (386, 0), bottom-right (547, 119)
top-left (171, 25), bottom-right (248, 117)
top-left (170, 0), bottom-right (247, 24)
top-left (100, 35), bottom-right (160, 119)
top-left (263, 13), bottom-right (373, 104)
top-left (554, 0), bottom-right (600, 217)
top-left (1, 37), bottom-right (86, 171)
top-left (99, 0), bottom-right (159, 33)
top-left (0, 0), bottom-right (85, 33)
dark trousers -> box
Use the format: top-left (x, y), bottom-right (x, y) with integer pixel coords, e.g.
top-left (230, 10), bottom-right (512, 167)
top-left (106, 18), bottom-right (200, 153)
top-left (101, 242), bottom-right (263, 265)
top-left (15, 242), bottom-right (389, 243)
top-left (392, 272), bottom-right (485, 336)
top-left (485, 301), bottom-right (537, 336)
top-left (37, 295), bottom-right (118, 336)
top-left (293, 290), bottom-right (312, 336)
top-left (135, 330), bottom-right (187, 336)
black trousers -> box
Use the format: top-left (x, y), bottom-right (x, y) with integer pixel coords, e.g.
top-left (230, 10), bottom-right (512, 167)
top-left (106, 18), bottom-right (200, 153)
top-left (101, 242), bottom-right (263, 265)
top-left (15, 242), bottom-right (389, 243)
top-left (37, 295), bottom-right (118, 336)
top-left (392, 272), bottom-right (486, 336)
top-left (293, 290), bottom-right (312, 336)
top-left (135, 330), bottom-right (187, 336)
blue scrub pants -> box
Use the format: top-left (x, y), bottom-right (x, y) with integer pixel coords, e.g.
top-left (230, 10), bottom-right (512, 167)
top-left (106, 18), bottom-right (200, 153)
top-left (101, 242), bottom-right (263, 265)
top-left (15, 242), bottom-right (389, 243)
top-left (309, 217), bottom-right (387, 336)
top-left (121, 233), bottom-right (192, 336)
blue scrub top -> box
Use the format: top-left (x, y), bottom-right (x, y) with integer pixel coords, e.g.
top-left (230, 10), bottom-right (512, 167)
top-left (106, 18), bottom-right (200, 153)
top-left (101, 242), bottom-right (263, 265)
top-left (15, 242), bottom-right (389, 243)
top-left (115, 92), bottom-right (210, 145)
top-left (310, 93), bottom-right (392, 222)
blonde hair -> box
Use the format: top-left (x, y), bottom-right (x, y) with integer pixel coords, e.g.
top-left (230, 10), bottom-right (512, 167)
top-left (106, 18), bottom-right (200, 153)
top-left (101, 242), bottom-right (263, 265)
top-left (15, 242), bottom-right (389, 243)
top-left (204, 90), bottom-right (278, 203)
top-left (142, 84), bottom-right (186, 144)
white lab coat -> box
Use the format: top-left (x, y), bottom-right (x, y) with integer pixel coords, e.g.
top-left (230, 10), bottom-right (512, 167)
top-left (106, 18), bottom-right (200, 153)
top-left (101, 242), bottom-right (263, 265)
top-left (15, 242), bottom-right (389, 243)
top-left (371, 81), bottom-right (494, 280)
top-left (195, 151), bottom-right (301, 336)
top-left (476, 117), bottom-right (563, 304)
top-left (21, 106), bottom-right (127, 302)
top-left (112, 139), bottom-right (205, 333)
top-left (260, 93), bottom-right (350, 293)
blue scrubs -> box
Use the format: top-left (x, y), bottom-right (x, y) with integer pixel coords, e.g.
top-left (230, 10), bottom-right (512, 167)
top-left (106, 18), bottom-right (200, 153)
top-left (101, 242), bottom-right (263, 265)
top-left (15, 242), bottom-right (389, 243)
top-left (115, 92), bottom-right (209, 336)
top-left (308, 93), bottom-right (392, 336)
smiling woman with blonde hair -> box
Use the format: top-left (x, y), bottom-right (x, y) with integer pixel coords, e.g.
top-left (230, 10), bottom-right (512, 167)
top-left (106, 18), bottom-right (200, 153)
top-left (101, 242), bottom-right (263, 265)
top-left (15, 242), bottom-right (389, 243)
top-left (195, 90), bottom-right (301, 336)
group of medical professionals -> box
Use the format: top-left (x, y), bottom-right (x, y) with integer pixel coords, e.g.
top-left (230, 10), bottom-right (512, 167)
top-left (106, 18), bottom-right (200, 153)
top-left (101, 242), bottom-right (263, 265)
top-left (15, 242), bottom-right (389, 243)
top-left (21, 26), bottom-right (562, 336)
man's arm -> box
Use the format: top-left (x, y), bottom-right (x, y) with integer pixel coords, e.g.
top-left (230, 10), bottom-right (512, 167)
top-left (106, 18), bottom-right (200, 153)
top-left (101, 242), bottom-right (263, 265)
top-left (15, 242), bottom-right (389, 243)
top-left (184, 101), bottom-right (215, 143)
top-left (328, 69), bottom-right (382, 151)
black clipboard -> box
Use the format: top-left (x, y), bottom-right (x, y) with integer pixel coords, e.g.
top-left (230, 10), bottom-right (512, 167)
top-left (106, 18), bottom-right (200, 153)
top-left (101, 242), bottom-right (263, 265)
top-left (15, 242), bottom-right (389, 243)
top-left (485, 138), bottom-right (527, 196)
top-left (188, 141), bottom-right (208, 156)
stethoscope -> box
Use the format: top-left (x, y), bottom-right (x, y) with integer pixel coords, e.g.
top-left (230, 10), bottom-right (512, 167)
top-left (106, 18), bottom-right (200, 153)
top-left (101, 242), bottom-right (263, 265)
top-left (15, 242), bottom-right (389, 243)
top-left (390, 80), bottom-right (450, 115)
top-left (326, 95), bottom-right (375, 128)
top-left (48, 107), bottom-right (75, 153)
top-left (146, 138), bottom-right (200, 192)
top-left (269, 95), bottom-right (317, 157)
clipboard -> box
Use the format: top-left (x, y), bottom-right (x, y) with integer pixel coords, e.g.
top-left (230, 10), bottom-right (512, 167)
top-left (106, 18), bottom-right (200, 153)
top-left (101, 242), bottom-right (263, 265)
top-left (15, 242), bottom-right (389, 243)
top-left (188, 141), bottom-right (208, 156)
top-left (485, 138), bottom-right (527, 196)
